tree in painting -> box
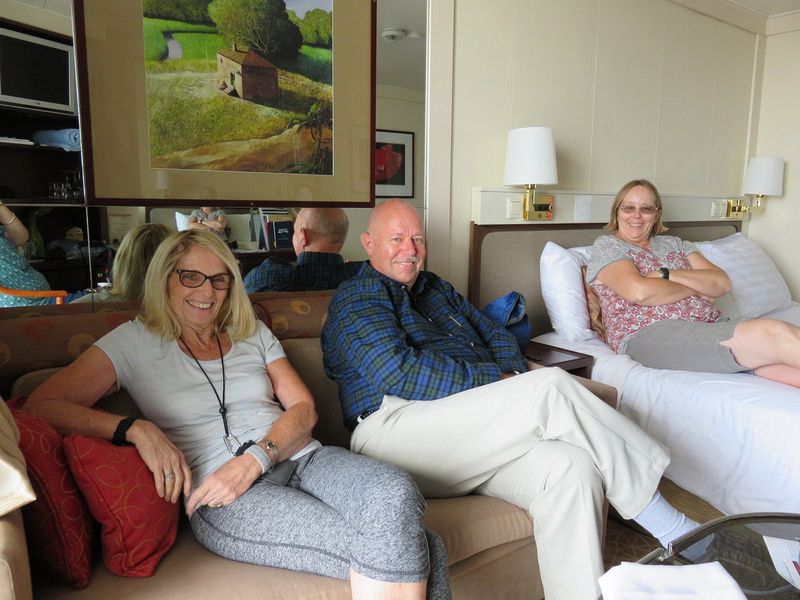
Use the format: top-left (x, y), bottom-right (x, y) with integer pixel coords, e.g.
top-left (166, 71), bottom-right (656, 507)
top-left (209, 0), bottom-right (303, 60)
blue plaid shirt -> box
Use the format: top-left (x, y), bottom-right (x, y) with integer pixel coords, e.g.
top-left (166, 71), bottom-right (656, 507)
top-left (322, 263), bottom-right (527, 430)
top-left (243, 251), bottom-right (363, 293)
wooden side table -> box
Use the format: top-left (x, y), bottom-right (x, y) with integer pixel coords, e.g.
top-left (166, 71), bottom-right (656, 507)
top-left (525, 341), bottom-right (593, 379)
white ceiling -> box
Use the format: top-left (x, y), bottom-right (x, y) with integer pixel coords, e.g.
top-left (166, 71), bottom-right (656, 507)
top-left (9, 0), bottom-right (800, 91)
top-left (728, 0), bottom-right (800, 16)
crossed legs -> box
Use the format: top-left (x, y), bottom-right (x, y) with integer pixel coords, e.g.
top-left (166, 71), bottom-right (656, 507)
top-left (350, 367), bottom-right (670, 600)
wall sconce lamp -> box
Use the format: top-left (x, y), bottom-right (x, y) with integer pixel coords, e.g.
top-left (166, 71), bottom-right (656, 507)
top-left (742, 156), bottom-right (784, 208)
top-left (503, 127), bottom-right (558, 220)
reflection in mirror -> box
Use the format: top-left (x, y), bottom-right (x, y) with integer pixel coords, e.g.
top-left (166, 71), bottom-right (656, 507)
top-left (0, 0), bottom-right (426, 312)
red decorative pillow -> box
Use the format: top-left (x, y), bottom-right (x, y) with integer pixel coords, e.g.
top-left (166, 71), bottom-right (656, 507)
top-left (62, 435), bottom-right (180, 577)
top-left (7, 400), bottom-right (93, 589)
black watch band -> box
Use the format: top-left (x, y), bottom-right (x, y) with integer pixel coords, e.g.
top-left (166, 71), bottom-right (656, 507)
top-left (235, 440), bottom-right (257, 456)
top-left (112, 417), bottom-right (137, 446)
top-left (659, 267), bottom-right (670, 280)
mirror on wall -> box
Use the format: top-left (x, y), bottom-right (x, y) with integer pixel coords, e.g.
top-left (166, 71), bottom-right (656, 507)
top-left (0, 0), bottom-right (426, 311)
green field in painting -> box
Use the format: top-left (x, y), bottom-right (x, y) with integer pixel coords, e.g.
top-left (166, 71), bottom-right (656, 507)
top-left (142, 18), bottom-right (332, 160)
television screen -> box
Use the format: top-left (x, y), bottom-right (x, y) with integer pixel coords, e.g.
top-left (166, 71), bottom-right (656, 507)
top-left (0, 27), bottom-right (75, 114)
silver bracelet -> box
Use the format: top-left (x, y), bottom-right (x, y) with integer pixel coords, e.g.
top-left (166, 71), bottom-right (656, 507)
top-left (245, 444), bottom-right (274, 475)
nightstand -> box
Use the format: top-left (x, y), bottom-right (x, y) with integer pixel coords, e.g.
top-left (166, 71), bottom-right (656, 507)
top-left (524, 341), bottom-right (593, 379)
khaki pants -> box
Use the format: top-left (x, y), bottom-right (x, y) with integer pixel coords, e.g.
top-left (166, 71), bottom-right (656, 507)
top-left (350, 367), bottom-right (669, 600)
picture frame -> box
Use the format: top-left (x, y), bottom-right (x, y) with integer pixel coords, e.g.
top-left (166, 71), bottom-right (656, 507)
top-left (375, 129), bottom-right (414, 198)
top-left (73, 0), bottom-right (376, 207)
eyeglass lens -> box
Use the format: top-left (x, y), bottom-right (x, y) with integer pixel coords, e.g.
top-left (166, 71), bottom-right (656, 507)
top-left (619, 205), bottom-right (658, 215)
top-left (175, 269), bottom-right (233, 290)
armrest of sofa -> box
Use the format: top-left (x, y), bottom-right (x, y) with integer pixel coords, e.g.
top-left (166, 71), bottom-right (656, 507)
top-left (527, 361), bottom-right (618, 409)
top-left (0, 509), bottom-right (32, 600)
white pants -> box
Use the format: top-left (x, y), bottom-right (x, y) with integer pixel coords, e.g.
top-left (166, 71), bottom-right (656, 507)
top-left (350, 368), bottom-right (669, 600)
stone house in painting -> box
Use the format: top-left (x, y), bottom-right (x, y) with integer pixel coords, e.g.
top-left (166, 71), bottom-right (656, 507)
top-left (216, 47), bottom-right (279, 102)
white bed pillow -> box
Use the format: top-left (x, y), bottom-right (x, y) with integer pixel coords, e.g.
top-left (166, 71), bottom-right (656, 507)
top-left (175, 211), bottom-right (190, 231)
top-left (539, 241), bottom-right (596, 341)
top-left (695, 232), bottom-right (791, 319)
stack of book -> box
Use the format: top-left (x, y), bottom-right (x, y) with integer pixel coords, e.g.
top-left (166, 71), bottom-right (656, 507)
top-left (258, 208), bottom-right (294, 251)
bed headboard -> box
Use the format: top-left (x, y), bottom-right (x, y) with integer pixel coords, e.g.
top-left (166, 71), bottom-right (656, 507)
top-left (468, 221), bottom-right (742, 336)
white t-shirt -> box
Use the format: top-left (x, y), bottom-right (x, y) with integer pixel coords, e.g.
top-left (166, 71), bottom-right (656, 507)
top-left (95, 319), bottom-right (320, 487)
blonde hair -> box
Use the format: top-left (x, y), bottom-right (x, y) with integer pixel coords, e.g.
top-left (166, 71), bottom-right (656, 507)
top-left (139, 230), bottom-right (256, 341)
top-left (606, 179), bottom-right (669, 235)
top-left (110, 223), bottom-right (172, 301)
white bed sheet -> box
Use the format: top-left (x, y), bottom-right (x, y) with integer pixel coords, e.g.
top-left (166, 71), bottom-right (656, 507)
top-left (534, 303), bottom-right (800, 516)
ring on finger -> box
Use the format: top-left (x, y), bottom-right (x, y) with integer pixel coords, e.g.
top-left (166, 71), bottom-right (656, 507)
top-left (164, 471), bottom-right (175, 481)
top-left (209, 500), bottom-right (223, 509)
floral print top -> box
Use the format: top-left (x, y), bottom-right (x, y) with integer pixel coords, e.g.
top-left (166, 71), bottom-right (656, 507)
top-left (586, 235), bottom-right (720, 353)
top-left (0, 227), bottom-right (51, 307)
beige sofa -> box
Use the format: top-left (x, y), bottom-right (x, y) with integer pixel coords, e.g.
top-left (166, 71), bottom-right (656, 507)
top-left (0, 290), bottom-right (617, 599)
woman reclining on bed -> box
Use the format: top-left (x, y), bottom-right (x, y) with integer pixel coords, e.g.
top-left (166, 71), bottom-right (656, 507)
top-left (586, 178), bottom-right (800, 388)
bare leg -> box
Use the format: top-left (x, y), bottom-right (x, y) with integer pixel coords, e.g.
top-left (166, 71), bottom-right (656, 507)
top-left (752, 364), bottom-right (800, 387)
top-left (721, 319), bottom-right (800, 386)
top-left (350, 570), bottom-right (426, 600)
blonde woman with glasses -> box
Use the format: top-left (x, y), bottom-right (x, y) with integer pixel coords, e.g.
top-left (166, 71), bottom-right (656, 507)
top-left (587, 178), bottom-right (800, 387)
top-left (26, 230), bottom-right (451, 599)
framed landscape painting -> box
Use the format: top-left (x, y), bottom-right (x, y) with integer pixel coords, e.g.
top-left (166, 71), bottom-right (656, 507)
top-left (73, 0), bottom-right (375, 206)
top-left (374, 129), bottom-right (413, 198)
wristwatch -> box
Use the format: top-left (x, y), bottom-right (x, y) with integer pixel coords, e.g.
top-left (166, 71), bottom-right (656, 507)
top-left (659, 267), bottom-right (670, 280)
top-left (259, 439), bottom-right (280, 464)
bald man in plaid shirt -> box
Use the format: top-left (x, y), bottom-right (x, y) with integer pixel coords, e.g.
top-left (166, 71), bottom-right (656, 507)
top-left (322, 199), bottom-right (699, 600)
top-left (244, 208), bottom-right (362, 293)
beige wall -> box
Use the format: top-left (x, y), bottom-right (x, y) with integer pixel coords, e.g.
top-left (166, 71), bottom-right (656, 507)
top-left (430, 0), bottom-right (761, 293)
top-left (341, 84), bottom-right (425, 262)
top-left (746, 28), bottom-right (800, 298)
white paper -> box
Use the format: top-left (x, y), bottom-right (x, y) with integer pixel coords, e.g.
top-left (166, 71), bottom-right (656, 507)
top-left (763, 535), bottom-right (800, 591)
top-left (598, 561), bottom-right (746, 600)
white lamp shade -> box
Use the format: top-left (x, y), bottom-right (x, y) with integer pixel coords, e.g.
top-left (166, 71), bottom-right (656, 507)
top-left (742, 157), bottom-right (784, 196)
top-left (503, 127), bottom-right (558, 186)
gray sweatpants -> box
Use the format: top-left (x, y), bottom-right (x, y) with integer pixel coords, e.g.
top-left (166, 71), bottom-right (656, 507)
top-left (190, 446), bottom-right (451, 599)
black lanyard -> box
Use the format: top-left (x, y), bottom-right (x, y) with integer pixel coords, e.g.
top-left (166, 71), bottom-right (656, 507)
top-left (180, 334), bottom-right (239, 453)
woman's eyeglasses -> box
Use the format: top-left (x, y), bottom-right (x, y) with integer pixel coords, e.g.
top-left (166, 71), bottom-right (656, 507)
top-left (618, 204), bottom-right (659, 216)
top-left (173, 269), bottom-right (234, 290)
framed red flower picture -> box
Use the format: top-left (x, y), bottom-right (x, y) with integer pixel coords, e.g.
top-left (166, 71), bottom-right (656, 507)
top-left (374, 129), bottom-right (413, 198)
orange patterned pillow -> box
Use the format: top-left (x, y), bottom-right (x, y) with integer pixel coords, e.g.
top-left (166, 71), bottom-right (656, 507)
top-left (63, 435), bottom-right (180, 577)
top-left (581, 267), bottom-right (607, 343)
top-left (8, 401), bottom-right (93, 589)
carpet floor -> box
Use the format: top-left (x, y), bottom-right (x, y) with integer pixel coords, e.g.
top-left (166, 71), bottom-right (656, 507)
top-left (603, 517), bottom-right (660, 570)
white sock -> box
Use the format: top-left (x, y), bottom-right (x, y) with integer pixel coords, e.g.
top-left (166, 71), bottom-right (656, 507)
top-left (633, 491), bottom-right (698, 548)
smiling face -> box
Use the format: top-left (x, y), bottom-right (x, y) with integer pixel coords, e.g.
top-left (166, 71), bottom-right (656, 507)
top-left (615, 185), bottom-right (661, 247)
top-left (362, 201), bottom-right (426, 287)
top-left (168, 244), bottom-right (229, 335)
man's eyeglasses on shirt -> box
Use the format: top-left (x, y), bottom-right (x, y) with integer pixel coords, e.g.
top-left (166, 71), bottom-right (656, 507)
top-left (618, 204), bottom-right (659, 216)
top-left (174, 269), bottom-right (234, 290)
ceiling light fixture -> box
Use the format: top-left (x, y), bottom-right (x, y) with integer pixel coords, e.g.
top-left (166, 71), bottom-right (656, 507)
top-left (381, 27), bottom-right (409, 42)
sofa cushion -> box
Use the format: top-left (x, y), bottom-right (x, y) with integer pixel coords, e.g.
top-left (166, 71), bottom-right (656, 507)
top-left (0, 312), bottom-right (137, 397)
top-left (8, 403), bottom-right (93, 589)
top-left (281, 338), bottom-right (349, 448)
top-left (63, 435), bottom-right (180, 577)
top-left (251, 290), bottom-right (335, 340)
top-left (424, 496), bottom-right (533, 565)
